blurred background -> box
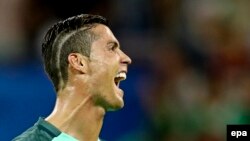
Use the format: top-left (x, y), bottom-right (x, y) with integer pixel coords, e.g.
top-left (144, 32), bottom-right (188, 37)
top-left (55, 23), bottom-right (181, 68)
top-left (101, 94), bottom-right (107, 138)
top-left (1, 0), bottom-right (250, 140)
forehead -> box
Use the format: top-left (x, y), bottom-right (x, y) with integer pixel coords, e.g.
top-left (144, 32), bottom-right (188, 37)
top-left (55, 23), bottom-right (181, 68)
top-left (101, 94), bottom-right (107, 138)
top-left (91, 24), bottom-right (119, 43)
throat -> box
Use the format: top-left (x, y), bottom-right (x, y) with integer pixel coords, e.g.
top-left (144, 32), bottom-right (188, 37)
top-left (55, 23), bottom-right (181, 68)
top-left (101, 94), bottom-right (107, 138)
top-left (66, 106), bottom-right (105, 141)
top-left (46, 97), bottom-right (106, 141)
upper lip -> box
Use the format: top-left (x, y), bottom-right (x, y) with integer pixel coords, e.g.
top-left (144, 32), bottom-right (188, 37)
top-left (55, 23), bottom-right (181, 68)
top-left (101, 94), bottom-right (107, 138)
top-left (118, 70), bottom-right (127, 74)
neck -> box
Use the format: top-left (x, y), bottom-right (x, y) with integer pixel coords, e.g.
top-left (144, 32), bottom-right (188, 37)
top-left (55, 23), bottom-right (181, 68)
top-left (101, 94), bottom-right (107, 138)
top-left (46, 87), bottom-right (105, 141)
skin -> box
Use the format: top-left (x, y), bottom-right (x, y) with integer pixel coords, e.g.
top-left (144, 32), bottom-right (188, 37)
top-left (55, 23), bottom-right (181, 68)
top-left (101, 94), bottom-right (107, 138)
top-left (46, 24), bottom-right (132, 141)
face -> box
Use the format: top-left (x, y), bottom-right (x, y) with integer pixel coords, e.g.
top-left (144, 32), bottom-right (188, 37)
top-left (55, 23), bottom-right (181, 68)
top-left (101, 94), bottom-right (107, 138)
top-left (86, 24), bottom-right (132, 111)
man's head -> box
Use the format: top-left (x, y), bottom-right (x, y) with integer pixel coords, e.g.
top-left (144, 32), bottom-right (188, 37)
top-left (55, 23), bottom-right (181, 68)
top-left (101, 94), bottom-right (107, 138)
top-left (42, 14), bottom-right (108, 92)
top-left (42, 14), bottom-right (131, 111)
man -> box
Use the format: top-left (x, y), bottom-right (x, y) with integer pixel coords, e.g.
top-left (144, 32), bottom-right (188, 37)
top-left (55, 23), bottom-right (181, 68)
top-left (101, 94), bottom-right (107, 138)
top-left (12, 14), bottom-right (132, 141)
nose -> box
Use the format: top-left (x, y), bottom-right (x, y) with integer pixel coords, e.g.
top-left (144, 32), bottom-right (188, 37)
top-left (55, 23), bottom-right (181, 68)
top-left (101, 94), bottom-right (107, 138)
top-left (120, 50), bottom-right (132, 65)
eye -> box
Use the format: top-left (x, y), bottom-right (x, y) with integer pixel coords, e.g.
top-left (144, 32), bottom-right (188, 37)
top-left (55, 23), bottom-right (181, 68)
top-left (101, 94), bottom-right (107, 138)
top-left (111, 45), bottom-right (117, 51)
top-left (108, 43), bottom-right (117, 51)
top-left (107, 42), bottom-right (119, 52)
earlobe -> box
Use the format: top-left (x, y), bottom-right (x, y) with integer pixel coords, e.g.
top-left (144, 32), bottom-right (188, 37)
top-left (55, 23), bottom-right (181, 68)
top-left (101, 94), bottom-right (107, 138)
top-left (68, 53), bottom-right (87, 74)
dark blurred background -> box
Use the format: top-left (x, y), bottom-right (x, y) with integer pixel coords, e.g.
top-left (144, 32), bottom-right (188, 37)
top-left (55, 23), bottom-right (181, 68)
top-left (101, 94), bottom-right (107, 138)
top-left (1, 0), bottom-right (250, 141)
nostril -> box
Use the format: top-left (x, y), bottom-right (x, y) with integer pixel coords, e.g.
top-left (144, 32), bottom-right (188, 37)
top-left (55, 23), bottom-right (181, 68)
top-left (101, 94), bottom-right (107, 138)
top-left (122, 56), bottom-right (132, 65)
top-left (120, 50), bottom-right (132, 65)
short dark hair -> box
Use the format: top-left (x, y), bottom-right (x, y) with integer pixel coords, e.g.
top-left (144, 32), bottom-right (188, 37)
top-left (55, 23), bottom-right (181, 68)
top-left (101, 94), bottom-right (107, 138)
top-left (42, 14), bottom-right (109, 92)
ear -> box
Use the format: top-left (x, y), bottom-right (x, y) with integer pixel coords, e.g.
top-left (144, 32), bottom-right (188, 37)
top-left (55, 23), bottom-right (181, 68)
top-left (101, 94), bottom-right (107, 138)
top-left (68, 53), bottom-right (88, 74)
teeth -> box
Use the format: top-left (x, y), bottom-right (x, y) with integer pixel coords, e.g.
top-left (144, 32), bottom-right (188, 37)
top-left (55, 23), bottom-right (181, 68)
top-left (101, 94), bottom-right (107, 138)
top-left (115, 72), bottom-right (127, 80)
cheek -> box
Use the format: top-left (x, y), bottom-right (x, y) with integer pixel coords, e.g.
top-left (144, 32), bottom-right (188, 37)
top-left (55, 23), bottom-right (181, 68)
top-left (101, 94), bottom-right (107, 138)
top-left (89, 51), bottom-right (120, 80)
top-left (91, 54), bottom-right (119, 73)
top-left (89, 59), bottom-right (115, 83)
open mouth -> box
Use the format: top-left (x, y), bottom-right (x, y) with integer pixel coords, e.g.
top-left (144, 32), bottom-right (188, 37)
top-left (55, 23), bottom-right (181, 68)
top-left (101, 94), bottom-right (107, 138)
top-left (114, 72), bottom-right (127, 87)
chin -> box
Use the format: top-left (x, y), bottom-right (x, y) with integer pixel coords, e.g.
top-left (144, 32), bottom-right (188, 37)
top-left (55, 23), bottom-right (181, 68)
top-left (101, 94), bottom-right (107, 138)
top-left (106, 100), bottom-right (124, 111)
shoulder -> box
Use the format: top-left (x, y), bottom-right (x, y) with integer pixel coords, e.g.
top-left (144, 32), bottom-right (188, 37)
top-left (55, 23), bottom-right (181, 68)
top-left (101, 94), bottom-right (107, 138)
top-left (12, 125), bottom-right (41, 141)
top-left (12, 118), bottom-right (59, 141)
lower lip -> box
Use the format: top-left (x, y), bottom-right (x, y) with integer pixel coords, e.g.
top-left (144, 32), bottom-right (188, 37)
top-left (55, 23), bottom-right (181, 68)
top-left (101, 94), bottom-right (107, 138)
top-left (118, 89), bottom-right (124, 97)
top-left (115, 86), bottom-right (124, 97)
